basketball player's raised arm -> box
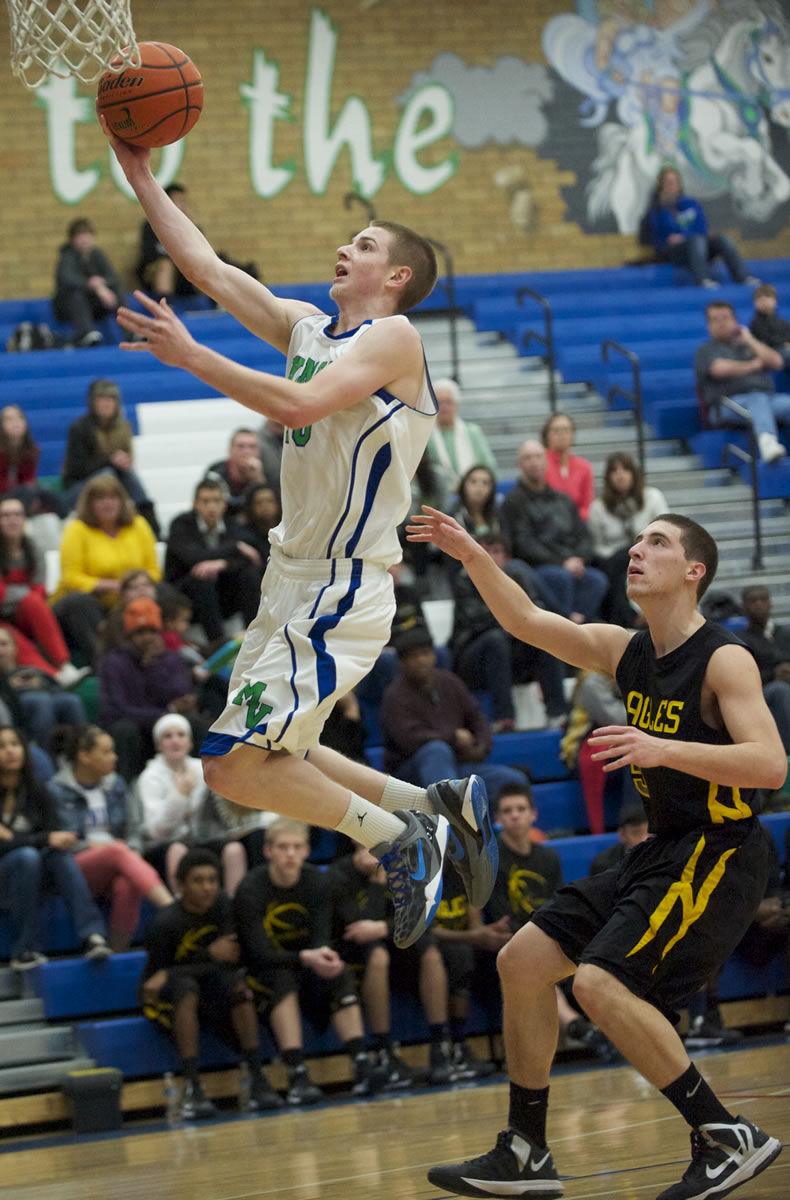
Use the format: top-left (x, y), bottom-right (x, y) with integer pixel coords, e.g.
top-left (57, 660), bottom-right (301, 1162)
top-left (100, 119), bottom-right (316, 353)
top-left (116, 297), bottom-right (423, 427)
top-left (407, 507), bottom-right (630, 677)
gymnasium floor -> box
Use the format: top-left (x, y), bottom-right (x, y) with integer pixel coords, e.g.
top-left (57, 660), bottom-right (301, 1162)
top-left (0, 1037), bottom-right (788, 1199)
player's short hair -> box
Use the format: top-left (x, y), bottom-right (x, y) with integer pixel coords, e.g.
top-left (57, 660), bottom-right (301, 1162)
top-left (193, 477), bottom-right (225, 502)
top-left (653, 513), bottom-right (718, 599)
top-left (704, 300), bottom-right (735, 319)
top-left (494, 781), bottom-right (534, 812)
top-left (372, 220), bottom-right (438, 313)
top-left (265, 817), bottom-right (310, 845)
top-left (176, 847), bottom-right (221, 883)
top-left (753, 283), bottom-right (777, 302)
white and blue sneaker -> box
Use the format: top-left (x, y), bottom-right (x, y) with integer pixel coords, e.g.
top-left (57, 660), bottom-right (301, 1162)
top-left (427, 775), bottom-right (498, 909)
top-left (374, 810), bottom-right (449, 948)
top-left (656, 1116), bottom-right (781, 1199)
top-left (428, 1128), bottom-right (563, 1197)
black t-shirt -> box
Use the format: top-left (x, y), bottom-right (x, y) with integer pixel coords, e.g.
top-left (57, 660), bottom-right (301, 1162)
top-left (233, 862), bottom-right (329, 971)
top-left (434, 861), bottom-right (470, 931)
top-left (142, 893), bottom-right (234, 981)
top-left (324, 854), bottom-right (390, 947)
top-left (616, 622), bottom-right (758, 836)
top-left (486, 838), bottom-right (564, 929)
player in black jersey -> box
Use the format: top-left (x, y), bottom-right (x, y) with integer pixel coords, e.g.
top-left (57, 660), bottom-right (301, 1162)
top-left (409, 508), bottom-right (784, 1200)
top-left (140, 847), bottom-right (282, 1119)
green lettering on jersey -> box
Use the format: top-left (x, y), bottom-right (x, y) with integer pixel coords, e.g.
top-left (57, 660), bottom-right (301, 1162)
top-left (285, 356), bottom-right (333, 446)
top-left (231, 680), bottom-right (273, 730)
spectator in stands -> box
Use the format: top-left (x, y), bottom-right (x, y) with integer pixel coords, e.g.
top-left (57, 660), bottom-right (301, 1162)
top-left (732, 825), bottom-right (790, 995)
top-left (233, 818), bottom-right (373, 1104)
top-left (379, 624), bottom-right (530, 795)
top-left (561, 669), bottom-right (645, 835)
top-left (500, 440), bottom-right (608, 623)
top-left (136, 183), bottom-right (202, 302)
top-left (542, 413), bottom-right (594, 522)
top-left (0, 725), bottom-right (111, 970)
top-left (588, 452), bottom-right (668, 628)
top-left (140, 846), bottom-right (282, 1120)
top-left (739, 584), bottom-right (790, 756)
top-left (0, 496), bottom-right (87, 687)
top-left (51, 475), bottom-right (161, 667)
top-left (52, 217), bottom-right (123, 347)
top-left (97, 597), bottom-right (211, 781)
top-left (61, 379), bottom-right (158, 531)
top-left (47, 724), bottom-right (172, 951)
top-left (645, 167), bottom-right (759, 289)
top-left (695, 301), bottom-right (790, 463)
top-left (0, 406), bottom-right (64, 517)
top-left (327, 840), bottom-right (466, 1089)
top-left (205, 428), bottom-right (267, 513)
top-left (449, 465), bottom-right (502, 540)
top-left (164, 478), bottom-right (263, 646)
top-left (750, 284), bottom-right (790, 369)
top-left (402, 450), bottom-right (451, 593)
top-left (427, 379), bottom-right (497, 489)
top-left (236, 482), bottom-right (281, 574)
top-left (450, 532), bottom-right (567, 734)
top-left (588, 802), bottom-right (649, 875)
top-left (138, 713), bottom-right (247, 896)
top-left (97, 568), bottom-right (161, 656)
top-left (257, 418), bottom-right (285, 490)
top-left (0, 628), bottom-right (85, 753)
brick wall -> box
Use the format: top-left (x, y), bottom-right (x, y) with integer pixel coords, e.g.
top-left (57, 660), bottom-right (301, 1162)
top-left (0, 0), bottom-right (787, 300)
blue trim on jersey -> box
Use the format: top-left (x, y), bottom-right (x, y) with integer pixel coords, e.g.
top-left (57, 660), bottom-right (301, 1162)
top-left (309, 558), bottom-right (363, 704)
top-left (272, 623), bottom-right (301, 745)
top-left (326, 403), bottom-right (404, 557)
top-left (345, 443), bottom-right (392, 556)
top-left (323, 318), bottom-right (372, 340)
top-left (200, 731), bottom-right (274, 756)
top-left (374, 387), bottom-right (401, 406)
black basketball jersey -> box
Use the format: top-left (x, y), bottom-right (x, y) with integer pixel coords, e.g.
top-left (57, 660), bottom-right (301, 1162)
top-left (615, 621), bottom-right (758, 837)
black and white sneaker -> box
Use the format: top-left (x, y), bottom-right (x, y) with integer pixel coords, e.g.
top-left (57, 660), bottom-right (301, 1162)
top-left (246, 1071), bottom-right (284, 1111)
top-left (374, 810), bottom-right (449, 948)
top-left (373, 1047), bottom-right (427, 1091)
top-left (83, 933), bottom-right (112, 961)
top-left (656, 1116), bottom-right (781, 1200)
top-left (684, 1016), bottom-right (743, 1049)
top-left (286, 1066), bottom-right (323, 1106)
top-left (9, 950), bottom-right (47, 972)
top-left (428, 1128), bottom-right (563, 1197)
top-left (427, 776), bottom-right (497, 909)
top-left (451, 1041), bottom-right (498, 1081)
top-left (180, 1078), bottom-right (217, 1120)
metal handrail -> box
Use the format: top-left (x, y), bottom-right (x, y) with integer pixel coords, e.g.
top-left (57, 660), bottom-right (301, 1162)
top-left (516, 287), bottom-right (557, 413)
top-left (602, 339), bottom-right (645, 473)
top-left (718, 396), bottom-right (763, 571)
top-left (426, 237), bottom-right (460, 384)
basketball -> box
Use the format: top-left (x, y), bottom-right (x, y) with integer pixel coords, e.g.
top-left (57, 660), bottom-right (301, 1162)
top-left (96, 42), bottom-right (203, 148)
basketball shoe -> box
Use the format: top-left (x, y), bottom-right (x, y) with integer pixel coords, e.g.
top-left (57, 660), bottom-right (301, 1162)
top-left (656, 1116), bottom-right (781, 1199)
top-left (285, 1066), bottom-right (323, 1106)
top-left (426, 776), bottom-right (497, 909)
top-left (373, 810), bottom-right (449, 948)
top-left (428, 1128), bottom-right (564, 1197)
top-left (180, 1078), bottom-right (217, 1120)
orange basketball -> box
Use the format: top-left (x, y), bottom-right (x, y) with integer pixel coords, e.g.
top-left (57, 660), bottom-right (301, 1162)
top-left (96, 42), bottom-right (203, 148)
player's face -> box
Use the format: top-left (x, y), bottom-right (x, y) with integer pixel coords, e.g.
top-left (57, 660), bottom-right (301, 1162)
top-left (265, 834), bottom-right (310, 885)
top-left (627, 521), bottom-right (699, 598)
top-left (330, 227), bottom-right (394, 303)
top-left (181, 865), bottom-right (219, 913)
top-left (496, 794), bottom-right (536, 837)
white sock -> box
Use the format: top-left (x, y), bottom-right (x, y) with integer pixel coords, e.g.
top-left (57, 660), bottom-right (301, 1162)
top-left (335, 792), bottom-right (407, 850)
top-left (380, 776), bottom-right (434, 815)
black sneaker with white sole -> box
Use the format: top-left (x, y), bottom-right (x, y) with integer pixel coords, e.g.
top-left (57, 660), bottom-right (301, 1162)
top-left (83, 933), bottom-right (112, 961)
top-left (180, 1078), bottom-right (217, 1120)
top-left (427, 776), bottom-right (497, 910)
top-left (373, 810), bottom-right (449, 949)
top-left (656, 1116), bottom-right (781, 1200)
top-left (286, 1066), bottom-right (323, 1106)
top-left (427, 1128), bottom-right (564, 1198)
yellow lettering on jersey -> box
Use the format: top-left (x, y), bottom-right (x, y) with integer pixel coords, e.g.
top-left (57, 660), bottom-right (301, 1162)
top-left (630, 763), bottom-right (650, 798)
top-left (626, 691), bottom-right (683, 735)
top-left (263, 901), bottom-right (309, 950)
top-left (707, 781), bottom-right (753, 824)
top-left (626, 834), bottom-right (736, 966)
top-left (436, 893), bottom-right (467, 926)
top-left (175, 924), bottom-right (218, 962)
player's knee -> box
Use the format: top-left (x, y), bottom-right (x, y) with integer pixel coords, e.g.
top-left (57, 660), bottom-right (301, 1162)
top-left (572, 963), bottom-right (610, 1020)
top-left (368, 944), bottom-right (389, 970)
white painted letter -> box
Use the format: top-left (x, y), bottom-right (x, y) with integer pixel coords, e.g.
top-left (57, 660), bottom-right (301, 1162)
top-left (35, 74), bottom-right (99, 204)
top-left (394, 84), bottom-right (457, 195)
top-left (242, 49), bottom-right (295, 198)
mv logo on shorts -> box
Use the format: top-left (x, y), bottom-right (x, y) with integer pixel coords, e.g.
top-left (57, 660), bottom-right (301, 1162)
top-left (231, 680), bottom-right (273, 730)
top-left (626, 834), bottom-right (736, 968)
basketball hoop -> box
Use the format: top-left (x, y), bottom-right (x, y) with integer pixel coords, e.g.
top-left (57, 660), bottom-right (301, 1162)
top-left (6, 0), bottom-right (140, 89)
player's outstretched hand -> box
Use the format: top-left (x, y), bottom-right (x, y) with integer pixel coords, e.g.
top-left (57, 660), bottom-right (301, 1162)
top-left (587, 724), bottom-right (665, 772)
top-left (117, 290), bottom-right (196, 367)
top-left (96, 111), bottom-right (150, 172)
top-left (406, 505), bottom-right (478, 564)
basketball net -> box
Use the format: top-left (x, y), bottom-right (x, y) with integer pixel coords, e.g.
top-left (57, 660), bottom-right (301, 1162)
top-left (6, 0), bottom-right (140, 88)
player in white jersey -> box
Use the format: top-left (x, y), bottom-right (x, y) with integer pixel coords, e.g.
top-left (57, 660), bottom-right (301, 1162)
top-left (102, 119), bottom-right (498, 949)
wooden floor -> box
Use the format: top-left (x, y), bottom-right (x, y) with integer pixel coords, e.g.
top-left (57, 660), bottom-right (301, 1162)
top-left (0, 1041), bottom-right (788, 1199)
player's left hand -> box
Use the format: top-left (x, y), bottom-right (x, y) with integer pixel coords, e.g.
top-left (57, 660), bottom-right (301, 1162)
top-left (117, 291), bottom-right (196, 367)
top-left (406, 506), bottom-right (479, 565)
top-left (587, 724), bottom-right (665, 772)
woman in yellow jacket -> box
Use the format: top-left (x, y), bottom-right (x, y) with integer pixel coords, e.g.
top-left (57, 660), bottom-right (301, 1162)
top-left (52, 474), bottom-right (161, 666)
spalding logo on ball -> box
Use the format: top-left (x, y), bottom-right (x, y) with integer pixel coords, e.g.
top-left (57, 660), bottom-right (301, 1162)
top-left (96, 42), bottom-right (203, 148)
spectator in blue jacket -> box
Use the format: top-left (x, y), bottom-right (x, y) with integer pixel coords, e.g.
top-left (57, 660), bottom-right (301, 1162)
top-left (647, 167), bottom-right (759, 289)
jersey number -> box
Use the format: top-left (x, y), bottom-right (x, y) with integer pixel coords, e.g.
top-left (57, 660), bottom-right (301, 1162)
top-left (232, 681), bottom-right (273, 730)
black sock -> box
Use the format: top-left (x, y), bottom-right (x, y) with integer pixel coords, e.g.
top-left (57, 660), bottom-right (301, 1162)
top-left (182, 1056), bottom-right (200, 1086)
top-left (282, 1048), bottom-right (304, 1072)
top-left (661, 1064), bottom-right (733, 1128)
top-left (370, 1033), bottom-right (391, 1053)
top-left (508, 1082), bottom-right (549, 1147)
top-left (429, 1022), bottom-right (450, 1055)
top-left (243, 1047), bottom-right (262, 1074)
top-left (345, 1036), bottom-right (367, 1061)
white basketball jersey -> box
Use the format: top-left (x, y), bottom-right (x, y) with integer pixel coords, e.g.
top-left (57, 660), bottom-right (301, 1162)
top-left (269, 313), bottom-right (437, 566)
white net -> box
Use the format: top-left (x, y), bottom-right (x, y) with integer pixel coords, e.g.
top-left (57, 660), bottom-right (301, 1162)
top-left (6, 0), bottom-right (140, 89)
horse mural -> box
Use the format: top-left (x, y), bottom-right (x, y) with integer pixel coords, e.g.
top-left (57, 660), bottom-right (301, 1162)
top-left (543, 1), bottom-right (790, 234)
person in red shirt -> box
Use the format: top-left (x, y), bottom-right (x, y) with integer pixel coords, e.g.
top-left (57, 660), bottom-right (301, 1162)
top-left (542, 412), bottom-right (594, 522)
